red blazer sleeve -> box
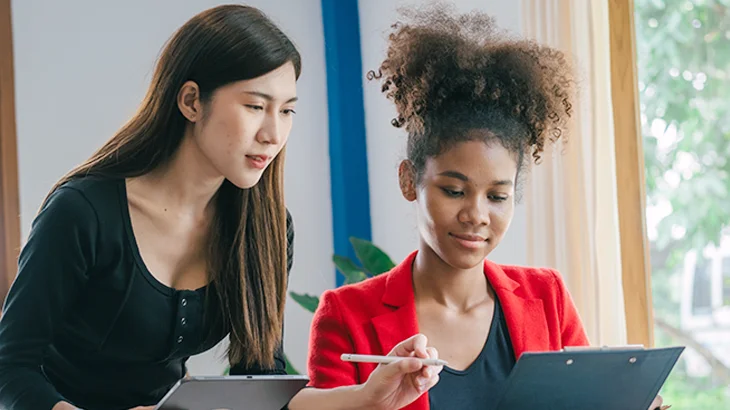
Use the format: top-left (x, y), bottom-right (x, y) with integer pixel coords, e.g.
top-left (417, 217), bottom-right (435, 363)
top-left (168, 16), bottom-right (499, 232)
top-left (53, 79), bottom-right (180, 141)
top-left (551, 269), bottom-right (590, 347)
top-left (307, 290), bottom-right (359, 388)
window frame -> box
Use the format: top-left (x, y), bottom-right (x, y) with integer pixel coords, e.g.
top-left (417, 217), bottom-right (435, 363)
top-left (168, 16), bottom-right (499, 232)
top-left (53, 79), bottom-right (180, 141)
top-left (0, 0), bottom-right (21, 305)
top-left (608, 0), bottom-right (655, 347)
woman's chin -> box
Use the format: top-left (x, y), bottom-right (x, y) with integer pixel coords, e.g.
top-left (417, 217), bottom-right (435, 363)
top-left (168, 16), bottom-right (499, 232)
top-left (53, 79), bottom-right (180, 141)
top-left (226, 172), bottom-right (264, 190)
top-left (434, 246), bottom-right (490, 271)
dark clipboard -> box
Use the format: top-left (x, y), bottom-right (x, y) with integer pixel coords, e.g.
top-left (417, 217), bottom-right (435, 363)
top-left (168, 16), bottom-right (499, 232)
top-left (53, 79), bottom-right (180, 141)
top-left (494, 345), bottom-right (685, 410)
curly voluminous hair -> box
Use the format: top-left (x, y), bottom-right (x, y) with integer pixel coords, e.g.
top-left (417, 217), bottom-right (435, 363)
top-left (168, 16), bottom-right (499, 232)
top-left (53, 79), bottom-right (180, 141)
top-left (367, 2), bottom-right (575, 183)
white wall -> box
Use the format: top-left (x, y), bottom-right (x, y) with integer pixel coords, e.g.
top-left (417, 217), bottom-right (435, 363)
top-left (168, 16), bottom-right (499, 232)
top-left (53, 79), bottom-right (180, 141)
top-left (359, 0), bottom-right (528, 266)
top-left (11, 0), bottom-right (334, 375)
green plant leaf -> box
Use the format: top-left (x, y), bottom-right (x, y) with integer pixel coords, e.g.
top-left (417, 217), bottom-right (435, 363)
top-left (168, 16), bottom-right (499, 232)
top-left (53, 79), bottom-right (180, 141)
top-left (350, 237), bottom-right (396, 275)
top-left (333, 255), bottom-right (369, 284)
top-left (289, 291), bottom-right (319, 313)
top-left (284, 352), bottom-right (300, 375)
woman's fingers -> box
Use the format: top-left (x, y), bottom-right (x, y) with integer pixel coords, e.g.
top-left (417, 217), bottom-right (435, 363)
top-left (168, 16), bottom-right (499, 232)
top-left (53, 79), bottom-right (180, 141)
top-left (388, 333), bottom-right (429, 359)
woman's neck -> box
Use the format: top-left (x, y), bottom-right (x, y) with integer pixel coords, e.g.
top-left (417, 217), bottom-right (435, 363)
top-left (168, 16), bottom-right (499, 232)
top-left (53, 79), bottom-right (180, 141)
top-left (412, 243), bottom-right (491, 312)
top-left (129, 132), bottom-right (224, 216)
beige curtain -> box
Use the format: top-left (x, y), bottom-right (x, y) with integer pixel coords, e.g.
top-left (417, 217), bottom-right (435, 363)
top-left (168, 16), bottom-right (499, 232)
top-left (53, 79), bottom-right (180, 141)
top-left (522, 0), bottom-right (627, 346)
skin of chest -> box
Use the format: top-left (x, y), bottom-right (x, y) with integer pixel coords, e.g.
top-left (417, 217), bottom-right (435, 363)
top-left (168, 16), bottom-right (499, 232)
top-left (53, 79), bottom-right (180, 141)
top-left (126, 186), bottom-right (211, 291)
top-left (415, 298), bottom-right (496, 371)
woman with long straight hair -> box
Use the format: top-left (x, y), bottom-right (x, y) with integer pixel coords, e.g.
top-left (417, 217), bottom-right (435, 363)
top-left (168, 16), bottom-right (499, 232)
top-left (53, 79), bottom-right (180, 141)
top-left (0, 5), bottom-right (440, 410)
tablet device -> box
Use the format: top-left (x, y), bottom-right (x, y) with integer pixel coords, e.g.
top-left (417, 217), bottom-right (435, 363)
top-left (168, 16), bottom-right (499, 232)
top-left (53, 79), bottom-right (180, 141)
top-left (154, 375), bottom-right (309, 410)
top-left (494, 346), bottom-right (684, 410)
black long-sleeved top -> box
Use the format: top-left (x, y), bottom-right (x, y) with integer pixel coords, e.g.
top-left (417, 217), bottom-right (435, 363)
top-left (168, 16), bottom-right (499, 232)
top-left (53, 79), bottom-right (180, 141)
top-left (0, 177), bottom-right (294, 410)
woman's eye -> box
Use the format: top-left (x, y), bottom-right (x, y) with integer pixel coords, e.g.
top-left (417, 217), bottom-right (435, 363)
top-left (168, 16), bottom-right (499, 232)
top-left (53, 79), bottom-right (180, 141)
top-left (442, 188), bottom-right (463, 197)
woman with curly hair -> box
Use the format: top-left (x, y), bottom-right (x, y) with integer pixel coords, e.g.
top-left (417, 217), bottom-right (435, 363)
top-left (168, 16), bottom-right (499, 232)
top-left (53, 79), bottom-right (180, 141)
top-left (306, 4), bottom-right (665, 410)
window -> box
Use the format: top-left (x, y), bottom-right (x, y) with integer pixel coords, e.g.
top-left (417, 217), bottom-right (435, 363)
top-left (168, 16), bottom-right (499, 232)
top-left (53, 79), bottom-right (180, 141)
top-left (636, 0), bottom-right (730, 406)
top-left (720, 256), bottom-right (730, 306)
top-left (689, 254), bottom-right (712, 316)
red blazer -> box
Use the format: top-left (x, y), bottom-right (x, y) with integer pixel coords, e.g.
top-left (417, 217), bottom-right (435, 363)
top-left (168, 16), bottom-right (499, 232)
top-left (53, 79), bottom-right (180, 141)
top-left (307, 251), bottom-right (590, 410)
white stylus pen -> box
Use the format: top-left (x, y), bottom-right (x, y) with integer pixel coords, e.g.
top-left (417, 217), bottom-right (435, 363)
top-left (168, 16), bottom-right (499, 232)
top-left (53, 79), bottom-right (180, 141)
top-left (341, 353), bottom-right (448, 366)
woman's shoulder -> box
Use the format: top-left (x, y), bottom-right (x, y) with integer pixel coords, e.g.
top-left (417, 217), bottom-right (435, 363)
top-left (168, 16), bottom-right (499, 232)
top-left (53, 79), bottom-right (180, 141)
top-left (54, 175), bottom-right (123, 206)
top-left (322, 272), bottom-right (390, 301)
top-left (317, 271), bottom-right (395, 320)
top-left (320, 250), bottom-right (417, 310)
top-left (40, 176), bottom-right (126, 229)
top-left (489, 261), bottom-right (570, 296)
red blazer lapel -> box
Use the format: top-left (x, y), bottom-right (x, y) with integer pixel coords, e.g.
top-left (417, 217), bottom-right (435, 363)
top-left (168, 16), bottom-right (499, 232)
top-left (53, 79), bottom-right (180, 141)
top-left (369, 252), bottom-right (428, 410)
top-left (365, 254), bottom-right (552, 410)
top-left (371, 305), bottom-right (419, 355)
top-left (370, 254), bottom-right (553, 360)
top-left (371, 251), bottom-right (419, 355)
top-left (485, 259), bottom-right (549, 360)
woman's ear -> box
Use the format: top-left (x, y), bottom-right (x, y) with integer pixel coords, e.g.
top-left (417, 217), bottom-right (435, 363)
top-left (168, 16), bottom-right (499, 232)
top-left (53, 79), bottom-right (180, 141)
top-left (177, 80), bottom-right (202, 122)
top-left (398, 160), bottom-right (417, 202)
